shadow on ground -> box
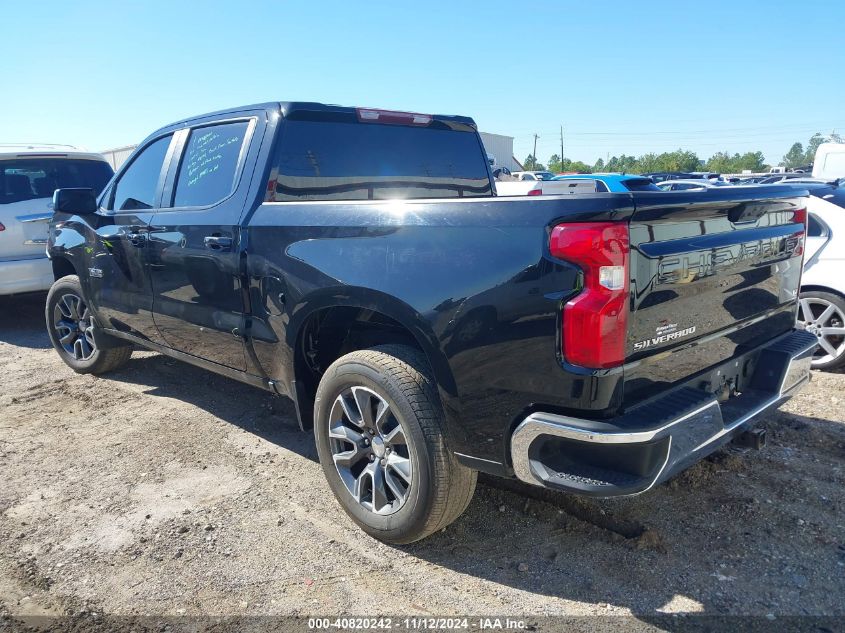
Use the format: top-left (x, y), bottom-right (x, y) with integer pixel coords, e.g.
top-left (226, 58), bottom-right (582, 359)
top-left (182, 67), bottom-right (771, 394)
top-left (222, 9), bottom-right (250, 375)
top-left (0, 292), bottom-right (50, 349)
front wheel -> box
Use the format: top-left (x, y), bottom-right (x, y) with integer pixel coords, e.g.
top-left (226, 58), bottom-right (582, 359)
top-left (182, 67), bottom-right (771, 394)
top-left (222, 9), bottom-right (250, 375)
top-left (314, 345), bottom-right (476, 543)
top-left (45, 275), bottom-right (132, 374)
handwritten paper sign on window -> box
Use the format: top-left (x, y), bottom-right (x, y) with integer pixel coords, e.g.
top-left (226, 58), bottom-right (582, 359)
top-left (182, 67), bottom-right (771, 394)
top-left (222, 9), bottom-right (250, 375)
top-left (174, 121), bottom-right (249, 207)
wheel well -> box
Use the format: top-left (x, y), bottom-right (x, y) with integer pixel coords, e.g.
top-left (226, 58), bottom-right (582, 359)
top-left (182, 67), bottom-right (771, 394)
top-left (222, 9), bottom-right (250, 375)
top-left (51, 257), bottom-right (76, 280)
top-left (801, 285), bottom-right (845, 302)
top-left (293, 306), bottom-right (425, 430)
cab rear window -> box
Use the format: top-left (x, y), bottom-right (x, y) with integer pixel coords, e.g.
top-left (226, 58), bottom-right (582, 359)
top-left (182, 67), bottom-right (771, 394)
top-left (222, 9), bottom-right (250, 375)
top-left (269, 119), bottom-right (492, 201)
top-left (1, 158), bottom-right (113, 204)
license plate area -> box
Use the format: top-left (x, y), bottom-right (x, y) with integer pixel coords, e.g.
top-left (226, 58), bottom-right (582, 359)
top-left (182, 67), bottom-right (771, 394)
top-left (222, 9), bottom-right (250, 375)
top-left (696, 353), bottom-right (760, 402)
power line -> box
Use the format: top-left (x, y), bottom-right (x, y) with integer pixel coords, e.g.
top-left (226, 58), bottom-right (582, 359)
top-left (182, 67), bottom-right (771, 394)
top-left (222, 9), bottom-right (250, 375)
top-left (503, 119), bottom-right (845, 136)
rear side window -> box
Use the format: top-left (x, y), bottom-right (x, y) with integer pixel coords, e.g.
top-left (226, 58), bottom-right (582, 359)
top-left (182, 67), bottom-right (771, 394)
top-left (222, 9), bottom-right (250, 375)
top-left (807, 214), bottom-right (826, 238)
top-left (1, 158), bottom-right (113, 205)
top-left (111, 135), bottom-right (172, 211)
top-left (173, 121), bottom-right (250, 208)
top-left (812, 186), bottom-right (845, 210)
top-left (623, 178), bottom-right (660, 192)
top-left (270, 119), bottom-right (492, 201)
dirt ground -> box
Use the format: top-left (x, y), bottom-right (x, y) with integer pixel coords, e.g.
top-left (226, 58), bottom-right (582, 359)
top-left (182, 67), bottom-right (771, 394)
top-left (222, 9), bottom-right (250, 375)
top-left (1, 292), bottom-right (844, 628)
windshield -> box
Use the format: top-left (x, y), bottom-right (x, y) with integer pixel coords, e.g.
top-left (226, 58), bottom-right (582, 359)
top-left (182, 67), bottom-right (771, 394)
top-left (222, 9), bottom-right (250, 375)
top-left (1, 158), bottom-right (113, 204)
top-left (271, 119), bottom-right (492, 200)
top-left (535, 172), bottom-right (555, 181)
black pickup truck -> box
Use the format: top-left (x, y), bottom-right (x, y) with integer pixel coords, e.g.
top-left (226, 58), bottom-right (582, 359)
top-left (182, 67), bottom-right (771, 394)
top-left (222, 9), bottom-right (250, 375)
top-left (46, 102), bottom-right (817, 543)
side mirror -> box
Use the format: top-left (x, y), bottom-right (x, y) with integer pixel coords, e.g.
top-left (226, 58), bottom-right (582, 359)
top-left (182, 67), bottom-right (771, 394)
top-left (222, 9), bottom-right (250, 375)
top-left (53, 188), bottom-right (98, 215)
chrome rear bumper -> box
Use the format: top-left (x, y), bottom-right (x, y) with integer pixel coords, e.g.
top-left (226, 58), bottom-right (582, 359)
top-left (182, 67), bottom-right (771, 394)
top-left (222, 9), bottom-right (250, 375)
top-left (510, 329), bottom-right (817, 496)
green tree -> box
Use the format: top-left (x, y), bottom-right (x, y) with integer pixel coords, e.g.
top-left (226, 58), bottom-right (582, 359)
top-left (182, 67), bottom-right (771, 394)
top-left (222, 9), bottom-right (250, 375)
top-left (523, 154), bottom-right (545, 171)
top-left (782, 142), bottom-right (805, 169)
top-left (736, 151), bottom-right (767, 172)
top-left (705, 151), bottom-right (768, 173)
top-left (593, 157), bottom-right (605, 172)
top-left (547, 154), bottom-right (592, 174)
top-left (606, 154), bottom-right (638, 173)
top-left (805, 133), bottom-right (826, 164)
top-left (568, 161), bottom-right (592, 173)
top-left (705, 151), bottom-right (734, 172)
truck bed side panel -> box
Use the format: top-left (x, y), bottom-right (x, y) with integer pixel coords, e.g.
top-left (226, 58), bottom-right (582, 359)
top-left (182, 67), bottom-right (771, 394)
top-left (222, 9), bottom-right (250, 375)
top-left (245, 195), bottom-right (634, 464)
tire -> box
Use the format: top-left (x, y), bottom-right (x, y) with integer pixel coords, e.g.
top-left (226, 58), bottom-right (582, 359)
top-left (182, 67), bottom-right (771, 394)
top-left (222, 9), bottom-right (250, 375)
top-left (797, 290), bottom-right (845, 371)
top-left (314, 344), bottom-right (477, 543)
top-left (45, 275), bottom-right (133, 374)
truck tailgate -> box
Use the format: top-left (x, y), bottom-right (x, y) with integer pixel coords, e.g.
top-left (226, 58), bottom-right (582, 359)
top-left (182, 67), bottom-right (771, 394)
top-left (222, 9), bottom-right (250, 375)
top-left (624, 186), bottom-right (808, 405)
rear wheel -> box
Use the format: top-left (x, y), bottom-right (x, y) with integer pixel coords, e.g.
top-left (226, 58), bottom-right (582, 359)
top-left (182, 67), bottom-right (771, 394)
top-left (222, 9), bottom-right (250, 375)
top-left (46, 275), bottom-right (132, 374)
top-left (797, 290), bottom-right (845, 370)
top-left (314, 345), bottom-right (476, 543)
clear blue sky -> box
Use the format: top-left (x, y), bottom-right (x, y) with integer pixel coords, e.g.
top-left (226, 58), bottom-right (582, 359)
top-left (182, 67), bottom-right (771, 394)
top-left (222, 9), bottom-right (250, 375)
top-left (2, 0), bottom-right (843, 166)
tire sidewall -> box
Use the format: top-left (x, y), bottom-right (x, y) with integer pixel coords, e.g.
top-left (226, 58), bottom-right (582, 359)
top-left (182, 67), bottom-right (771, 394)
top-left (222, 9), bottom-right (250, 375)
top-left (314, 358), bottom-right (437, 542)
top-left (46, 276), bottom-right (104, 372)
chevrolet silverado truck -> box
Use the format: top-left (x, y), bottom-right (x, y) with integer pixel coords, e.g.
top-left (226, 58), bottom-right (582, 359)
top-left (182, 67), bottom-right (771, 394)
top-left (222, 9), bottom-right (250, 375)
top-left (46, 101), bottom-right (816, 543)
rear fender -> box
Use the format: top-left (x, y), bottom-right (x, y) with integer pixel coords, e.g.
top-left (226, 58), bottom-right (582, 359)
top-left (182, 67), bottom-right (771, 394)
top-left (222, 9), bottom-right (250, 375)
top-left (288, 286), bottom-right (457, 399)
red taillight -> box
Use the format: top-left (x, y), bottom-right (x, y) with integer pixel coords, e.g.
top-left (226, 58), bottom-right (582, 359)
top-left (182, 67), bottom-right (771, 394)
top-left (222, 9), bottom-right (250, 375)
top-left (791, 207), bottom-right (807, 257)
top-left (356, 108), bottom-right (432, 126)
top-left (550, 222), bottom-right (630, 369)
top-left (527, 188), bottom-right (543, 196)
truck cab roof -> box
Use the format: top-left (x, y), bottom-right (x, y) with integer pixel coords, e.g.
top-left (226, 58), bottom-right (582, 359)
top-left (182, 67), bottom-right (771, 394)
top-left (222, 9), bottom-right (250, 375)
top-left (164, 102), bottom-right (478, 130)
top-left (0, 144), bottom-right (107, 162)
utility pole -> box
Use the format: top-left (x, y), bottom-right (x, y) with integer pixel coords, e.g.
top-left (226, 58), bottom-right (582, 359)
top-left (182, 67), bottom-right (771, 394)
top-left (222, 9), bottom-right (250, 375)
top-left (560, 125), bottom-right (564, 167)
top-left (532, 133), bottom-right (539, 163)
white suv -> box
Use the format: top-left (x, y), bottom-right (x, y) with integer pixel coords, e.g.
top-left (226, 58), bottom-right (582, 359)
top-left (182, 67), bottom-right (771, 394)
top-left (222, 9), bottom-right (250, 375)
top-left (0, 145), bottom-right (113, 295)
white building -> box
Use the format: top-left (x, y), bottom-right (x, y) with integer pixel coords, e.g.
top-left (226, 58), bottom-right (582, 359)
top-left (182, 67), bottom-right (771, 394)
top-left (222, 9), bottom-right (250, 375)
top-left (102, 130), bottom-right (518, 173)
top-left (100, 145), bottom-right (136, 171)
top-left (478, 132), bottom-right (519, 171)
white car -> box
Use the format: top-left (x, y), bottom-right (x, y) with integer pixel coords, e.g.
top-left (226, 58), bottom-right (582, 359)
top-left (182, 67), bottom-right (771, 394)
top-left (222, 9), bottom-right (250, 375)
top-left (510, 171), bottom-right (556, 181)
top-left (798, 180), bottom-right (845, 369)
top-left (0, 145), bottom-right (113, 295)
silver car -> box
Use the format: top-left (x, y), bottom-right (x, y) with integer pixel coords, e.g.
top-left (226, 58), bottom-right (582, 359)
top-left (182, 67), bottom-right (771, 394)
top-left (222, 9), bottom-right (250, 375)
top-left (0, 145), bottom-right (113, 295)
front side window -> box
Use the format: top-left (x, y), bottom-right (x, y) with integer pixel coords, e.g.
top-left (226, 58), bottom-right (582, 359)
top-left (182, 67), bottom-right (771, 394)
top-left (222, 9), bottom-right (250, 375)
top-left (1, 159), bottom-right (113, 205)
top-left (270, 118), bottom-right (492, 201)
top-left (172, 121), bottom-right (249, 208)
top-left (111, 135), bottom-right (172, 211)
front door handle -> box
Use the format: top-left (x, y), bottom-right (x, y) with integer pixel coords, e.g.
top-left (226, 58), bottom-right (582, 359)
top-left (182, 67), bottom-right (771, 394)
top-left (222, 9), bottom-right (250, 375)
top-left (127, 232), bottom-right (146, 247)
top-left (204, 235), bottom-right (233, 250)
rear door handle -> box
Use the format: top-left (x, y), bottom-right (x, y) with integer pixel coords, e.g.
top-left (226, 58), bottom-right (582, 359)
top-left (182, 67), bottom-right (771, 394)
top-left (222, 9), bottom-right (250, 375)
top-left (204, 236), bottom-right (233, 250)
